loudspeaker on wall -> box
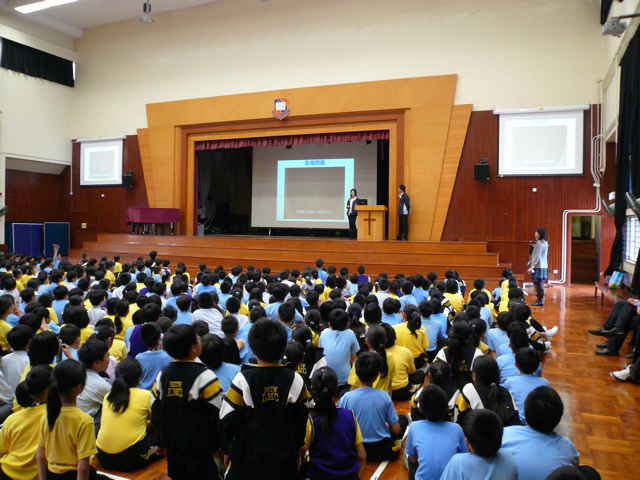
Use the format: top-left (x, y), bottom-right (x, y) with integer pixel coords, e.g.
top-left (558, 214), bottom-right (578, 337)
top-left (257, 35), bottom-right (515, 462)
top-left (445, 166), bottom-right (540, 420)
top-left (474, 164), bottom-right (490, 181)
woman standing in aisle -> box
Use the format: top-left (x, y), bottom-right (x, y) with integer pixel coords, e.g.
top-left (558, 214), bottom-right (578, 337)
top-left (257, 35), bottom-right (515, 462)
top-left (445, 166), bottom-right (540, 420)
top-left (528, 228), bottom-right (548, 307)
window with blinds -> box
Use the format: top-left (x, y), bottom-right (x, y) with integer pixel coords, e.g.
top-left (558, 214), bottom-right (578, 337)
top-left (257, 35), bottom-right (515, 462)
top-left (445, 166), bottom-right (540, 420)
top-left (623, 215), bottom-right (640, 264)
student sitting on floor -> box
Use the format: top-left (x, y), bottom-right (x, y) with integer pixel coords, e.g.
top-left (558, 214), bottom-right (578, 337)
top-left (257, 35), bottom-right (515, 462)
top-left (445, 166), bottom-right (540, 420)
top-left (497, 325), bottom-right (540, 386)
top-left (301, 367), bottom-right (366, 480)
top-left (394, 304), bottom-right (428, 369)
top-left (152, 324), bottom-right (223, 480)
top-left (292, 324), bottom-right (327, 390)
top-left (76, 339), bottom-right (112, 433)
top-left (382, 323), bottom-right (424, 401)
top-left (96, 358), bottom-right (157, 472)
top-left (504, 348), bottom-right (550, 424)
top-left (486, 312), bottom-right (515, 356)
top-left (174, 295), bottom-right (193, 326)
top-left (1, 325), bottom-right (33, 398)
top-left (337, 352), bottom-right (408, 463)
top-left (192, 292), bottom-right (224, 337)
top-left (418, 300), bottom-right (447, 364)
top-left (440, 410), bottom-right (518, 480)
top-left (411, 360), bottom-right (459, 422)
top-left (444, 279), bottom-right (465, 316)
top-left (136, 323), bottom-right (172, 392)
top-left (0, 365), bottom-right (51, 480)
top-left (319, 309), bottom-right (360, 393)
top-left (436, 320), bottom-right (484, 391)
top-left (501, 386), bottom-right (589, 480)
top-left (406, 385), bottom-right (467, 480)
top-left (199, 333), bottom-right (240, 395)
top-left (59, 324), bottom-right (82, 361)
top-left (381, 297), bottom-right (402, 326)
top-left (37, 360), bottom-right (109, 480)
top-left (219, 319), bottom-right (309, 480)
top-left (454, 355), bottom-right (521, 427)
top-left (348, 325), bottom-right (395, 397)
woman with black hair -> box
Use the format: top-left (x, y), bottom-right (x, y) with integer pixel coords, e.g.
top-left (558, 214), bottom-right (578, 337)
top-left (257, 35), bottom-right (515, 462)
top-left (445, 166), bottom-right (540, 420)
top-left (346, 188), bottom-right (359, 240)
top-left (528, 227), bottom-right (548, 306)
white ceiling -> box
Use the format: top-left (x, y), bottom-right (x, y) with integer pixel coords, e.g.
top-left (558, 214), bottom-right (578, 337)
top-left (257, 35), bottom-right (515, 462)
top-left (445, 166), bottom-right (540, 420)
top-left (2, 0), bottom-right (224, 38)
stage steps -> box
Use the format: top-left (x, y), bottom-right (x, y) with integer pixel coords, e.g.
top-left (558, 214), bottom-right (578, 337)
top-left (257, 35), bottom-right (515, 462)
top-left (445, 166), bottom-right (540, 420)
top-left (69, 234), bottom-right (511, 284)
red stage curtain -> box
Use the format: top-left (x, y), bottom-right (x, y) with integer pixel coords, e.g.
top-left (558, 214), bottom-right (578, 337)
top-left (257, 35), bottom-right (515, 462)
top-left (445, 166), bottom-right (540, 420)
top-left (194, 130), bottom-right (389, 150)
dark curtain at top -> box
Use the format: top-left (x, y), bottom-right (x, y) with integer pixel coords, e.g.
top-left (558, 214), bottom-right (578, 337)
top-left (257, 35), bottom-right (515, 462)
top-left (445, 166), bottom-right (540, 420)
top-left (195, 131), bottom-right (389, 150)
top-left (0, 38), bottom-right (74, 88)
top-left (601, 0), bottom-right (615, 24)
top-left (605, 32), bottom-right (640, 288)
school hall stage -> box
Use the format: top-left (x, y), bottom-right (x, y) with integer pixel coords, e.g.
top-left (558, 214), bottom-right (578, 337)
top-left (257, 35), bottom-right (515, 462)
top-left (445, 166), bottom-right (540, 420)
top-left (68, 233), bottom-right (510, 283)
top-left (88, 284), bottom-right (640, 480)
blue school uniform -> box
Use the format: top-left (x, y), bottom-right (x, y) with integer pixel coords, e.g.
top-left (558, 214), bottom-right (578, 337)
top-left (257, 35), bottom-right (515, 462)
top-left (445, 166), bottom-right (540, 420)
top-left (337, 387), bottom-right (398, 443)
top-left (430, 313), bottom-right (448, 338)
top-left (413, 288), bottom-right (428, 305)
top-left (264, 301), bottom-right (303, 323)
top-left (505, 374), bottom-right (550, 423)
top-left (497, 351), bottom-right (542, 386)
top-left (399, 294), bottom-right (417, 312)
top-left (136, 349), bottom-right (173, 391)
top-left (6, 314), bottom-right (20, 327)
top-left (175, 311), bottom-right (193, 326)
top-left (381, 312), bottom-right (402, 326)
top-left (501, 425), bottom-right (579, 480)
top-left (319, 329), bottom-right (360, 385)
top-left (422, 316), bottom-right (447, 352)
top-left (486, 328), bottom-right (509, 355)
top-left (51, 299), bottom-right (69, 323)
top-left (218, 293), bottom-right (231, 311)
top-left (212, 362), bottom-right (241, 394)
top-left (440, 449), bottom-right (518, 480)
top-left (405, 419), bottom-right (467, 480)
top-left (480, 307), bottom-right (493, 327)
top-left (237, 323), bottom-right (253, 364)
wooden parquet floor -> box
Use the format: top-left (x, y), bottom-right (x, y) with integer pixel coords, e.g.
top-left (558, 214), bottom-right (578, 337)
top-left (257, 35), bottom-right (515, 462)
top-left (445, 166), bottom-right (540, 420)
top-left (93, 285), bottom-right (639, 480)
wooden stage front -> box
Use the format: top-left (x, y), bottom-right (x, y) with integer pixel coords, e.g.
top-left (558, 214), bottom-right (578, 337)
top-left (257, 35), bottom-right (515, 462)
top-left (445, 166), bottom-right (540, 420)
top-left (69, 233), bottom-right (511, 282)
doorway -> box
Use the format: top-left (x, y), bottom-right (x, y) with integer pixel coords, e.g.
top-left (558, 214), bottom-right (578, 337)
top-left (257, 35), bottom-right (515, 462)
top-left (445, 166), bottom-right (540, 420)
top-left (571, 215), bottom-right (600, 284)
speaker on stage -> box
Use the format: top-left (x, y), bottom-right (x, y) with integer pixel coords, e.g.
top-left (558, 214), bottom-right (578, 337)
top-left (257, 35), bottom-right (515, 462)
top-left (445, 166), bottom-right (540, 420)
top-left (122, 174), bottom-right (134, 188)
top-left (474, 164), bottom-right (490, 181)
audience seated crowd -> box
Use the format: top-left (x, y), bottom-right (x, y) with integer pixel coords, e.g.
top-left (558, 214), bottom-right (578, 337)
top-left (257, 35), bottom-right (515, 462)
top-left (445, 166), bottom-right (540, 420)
top-left (0, 250), bottom-right (604, 480)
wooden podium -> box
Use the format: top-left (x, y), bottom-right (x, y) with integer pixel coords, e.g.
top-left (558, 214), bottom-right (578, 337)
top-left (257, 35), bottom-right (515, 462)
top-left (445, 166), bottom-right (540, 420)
top-left (355, 205), bottom-right (388, 241)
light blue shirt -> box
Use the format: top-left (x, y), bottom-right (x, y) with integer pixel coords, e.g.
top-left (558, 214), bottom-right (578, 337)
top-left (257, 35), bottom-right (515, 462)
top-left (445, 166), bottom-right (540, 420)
top-left (166, 296), bottom-right (178, 309)
top-left (264, 301), bottom-right (303, 323)
top-left (318, 270), bottom-right (328, 285)
top-left (6, 314), bottom-right (20, 327)
top-left (51, 299), bottom-right (69, 323)
top-left (337, 387), bottom-right (398, 443)
top-left (197, 284), bottom-right (219, 295)
top-left (218, 293), bottom-right (231, 311)
top-left (422, 316), bottom-right (447, 352)
top-left (136, 350), bottom-right (173, 391)
top-left (430, 313), bottom-right (448, 338)
top-left (504, 374), bottom-right (550, 423)
top-left (237, 323), bottom-right (254, 364)
top-left (175, 311), bottom-right (193, 326)
top-left (405, 420), bottom-right (467, 480)
top-left (501, 426), bottom-right (579, 480)
top-left (440, 449), bottom-right (518, 480)
top-left (497, 351), bottom-right (542, 387)
top-left (413, 288), bottom-right (428, 305)
top-left (212, 362), bottom-right (241, 394)
top-left (487, 328), bottom-right (509, 355)
top-left (319, 329), bottom-right (360, 385)
top-left (480, 307), bottom-right (494, 327)
top-left (399, 294), bottom-right (417, 312)
top-left (381, 312), bottom-right (402, 326)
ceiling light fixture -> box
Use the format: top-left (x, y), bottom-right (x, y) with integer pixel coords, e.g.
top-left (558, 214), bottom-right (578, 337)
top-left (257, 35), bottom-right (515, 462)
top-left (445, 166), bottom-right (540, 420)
top-left (602, 12), bottom-right (640, 36)
top-left (15, 0), bottom-right (78, 14)
top-left (140, 1), bottom-right (153, 24)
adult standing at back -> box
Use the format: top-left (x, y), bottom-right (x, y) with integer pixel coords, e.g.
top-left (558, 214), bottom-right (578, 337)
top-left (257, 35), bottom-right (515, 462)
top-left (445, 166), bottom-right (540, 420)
top-left (346, 189), bottom-right (359, 240)
top-left (396, 185), bottom-right (410, 241)
top-left (528, 228), bottom-right (548, 307)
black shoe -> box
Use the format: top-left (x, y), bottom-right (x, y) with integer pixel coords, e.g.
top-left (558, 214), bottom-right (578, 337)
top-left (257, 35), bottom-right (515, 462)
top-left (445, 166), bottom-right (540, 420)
top-left (531, 299), bottom-right (544, 306)
top-left (588, 328), bottom-right (605, 336)
top-left (595, 348), bottom-right (619, 356)
top-left (402, 238), bottom-right (408, 241)
top-left (395, 237), bottom-right (402, 241)
top-left (596, 343), bottom-right (607, 348)
top-left (600, 328), bottom-right (627, 339)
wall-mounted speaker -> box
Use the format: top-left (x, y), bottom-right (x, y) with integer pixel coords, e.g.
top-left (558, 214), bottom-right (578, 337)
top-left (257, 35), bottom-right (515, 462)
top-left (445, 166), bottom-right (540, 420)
top-left (122, 175), bottom-right (134, 188)
top-left (474, 164), bottom-right (490, 181)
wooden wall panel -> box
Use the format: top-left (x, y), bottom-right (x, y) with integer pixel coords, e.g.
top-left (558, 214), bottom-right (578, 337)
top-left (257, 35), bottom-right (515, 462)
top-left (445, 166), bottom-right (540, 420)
top-left (69, 136), bottom-right (149, 248)
top-left (5, 169), bottom-right (70, 224)
top-left (144, 76), bottom-right (458, 239)
top-left (431, 104), bottom-right (473, 240)
top-left (442, 109), bottom-right (617, 281)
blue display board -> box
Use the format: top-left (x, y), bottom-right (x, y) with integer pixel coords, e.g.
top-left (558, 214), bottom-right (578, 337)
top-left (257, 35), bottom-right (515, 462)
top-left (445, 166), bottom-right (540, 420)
top-left (12, 223), bottom-right (44, 257)
top-left (44, 223), bottom-right (70, 256)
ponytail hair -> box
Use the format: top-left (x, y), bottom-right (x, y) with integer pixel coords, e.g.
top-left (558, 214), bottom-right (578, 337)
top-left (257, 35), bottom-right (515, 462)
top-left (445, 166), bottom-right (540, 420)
top-left (15, 364), bottom-right (52, 408)
top-left (47, 360), bottom-right (86, 431)
top-left (366, 325), bottom-right (388, 378)
top-left (114, 300), bottom-right (130, 336)
top-left (107, 358), bottom-right (143, 414)
top-left (292, 325), bottom-right (317, 373)
top-left (282, 341), bottom-right (304, 371)
top-left (446, 321), bottom-right (472, 374)
top-left (472, 355), bottom-right (508, 423)
top-left (405, 305), bottom-right (421, 337)
top-left (310, 367), bottom-right (338, 438)
top-left (429, 360), bottom-right (452, 391)
top-left (347, 304), bottom-right (365, 338)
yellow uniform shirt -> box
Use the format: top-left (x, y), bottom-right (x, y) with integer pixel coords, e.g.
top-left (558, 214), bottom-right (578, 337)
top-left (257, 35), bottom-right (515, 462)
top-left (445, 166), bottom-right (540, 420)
top-left (0, 403), bottom-right (46, 480)
top-left (466, 288), bottom-right (494, 305)
top-left (0, 319), bottom-right (12, 351)
top-left (15, 281), bottom-right (24, 292)
top-left (80, 326), bottom-right (94, 346)
top-left (105, 270), bottom-right (116, 285)
top-left (444, 292), bottom-right (464, 314)
top-left (21, 275), bottom-right (34, 286)
top-left (322, 286), bottom-right (332, 303)
top-left (109, 339), bottom-right (128, 362)
top-left (136, 283), bottom-right (145, 292)
top-left (311, 329), bottom-right (320, 348)
top-left (114, 262), bottom-right (122, 274)
top-left (479, 341), bottom-right (490, 355)
top-left (97, 388), bottom-right (152, 455)
top-left (348, 351), bottom-right (395, 392)
top-left (47, 308), bottom-right (59, 325)
top-left (38, 407), bottom-right (97, 474)
top-left (115, 315), bottom-right (133, 342)
top-left (303, 407), bottom-right (363, 449)
top-left (386, 344), bottom-right (415, 390)
top-left (393, 323), bottom-right (428, 359)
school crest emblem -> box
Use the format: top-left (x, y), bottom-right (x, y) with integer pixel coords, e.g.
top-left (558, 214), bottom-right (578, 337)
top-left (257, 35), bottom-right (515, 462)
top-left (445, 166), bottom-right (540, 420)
top-left (272, 98), bottom-right (290, 120)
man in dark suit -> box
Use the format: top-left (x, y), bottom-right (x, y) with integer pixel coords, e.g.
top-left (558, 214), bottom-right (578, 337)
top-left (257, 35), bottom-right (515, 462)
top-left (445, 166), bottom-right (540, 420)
top-left (396, 184), bottom-right (410, 241)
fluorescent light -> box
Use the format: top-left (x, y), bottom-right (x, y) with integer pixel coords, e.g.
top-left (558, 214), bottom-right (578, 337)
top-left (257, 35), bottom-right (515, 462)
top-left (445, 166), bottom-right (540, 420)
top-left (15, 0), bottom-right (77, 14)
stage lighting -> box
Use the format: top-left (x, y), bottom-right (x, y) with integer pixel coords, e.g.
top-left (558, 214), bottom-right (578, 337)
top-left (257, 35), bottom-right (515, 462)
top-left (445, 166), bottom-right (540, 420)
top-left (140, 1), bottom-right (153, 23)
top-left (602, 13), bottom-right (640, 36)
